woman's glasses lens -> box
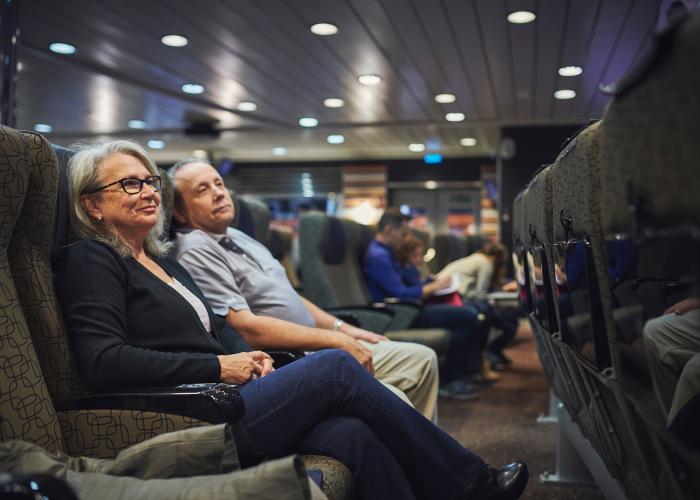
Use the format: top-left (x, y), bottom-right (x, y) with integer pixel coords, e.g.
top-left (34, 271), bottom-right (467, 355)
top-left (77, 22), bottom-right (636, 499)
top-left (121, 176), bottom-right (161, 194)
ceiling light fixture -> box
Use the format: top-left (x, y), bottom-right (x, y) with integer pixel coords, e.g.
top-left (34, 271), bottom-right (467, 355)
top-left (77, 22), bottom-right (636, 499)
top-left (299, 117), bottom-right (318, 127)
top-left (327, 134), bottom-right (345, 144)
top-left (358, 74), bottom-right (382, 86)
top-left (554, 89), bottom-right (576, 100)
top-left (33, 123), bottom-right (53, 133)
top-left (128, 119), bottom-right (146, 129)
top-left (147, 139), bottom-right (165, 149)
top-left (323, 97), bottom-right (344, 108)
top-left (192, 149), bottom-right (208, 159)
top-left (558, 65), bottom-right (583, 77)
top-left (434, 93), bottom-right (456, 103)
top-left (460, 137), bottom-right (477, 147)
top-left (161, 34), bottom-right (188, 47)
top-left (181, 83), bottom-right (205, 94)
top-left (237, 101), bottom-right (257, 111)
top-left (445, 112), bottom-right (465, 122)
top-left (425, 180), bottom-right (438, 189)
top-left (310, 23), bottom-right (338, 35)
top-left (272, 147), bottom-right (288, 156)
top-left (49, 42), bottom-right (76, 55)
top-left (408, 143), bottom-right (426, 152)
top-left (507, 11), bottom-right (536, 24)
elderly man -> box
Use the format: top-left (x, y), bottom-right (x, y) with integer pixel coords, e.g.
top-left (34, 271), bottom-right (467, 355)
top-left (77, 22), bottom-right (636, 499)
top-left (169, 160), bottom-right (439, 420)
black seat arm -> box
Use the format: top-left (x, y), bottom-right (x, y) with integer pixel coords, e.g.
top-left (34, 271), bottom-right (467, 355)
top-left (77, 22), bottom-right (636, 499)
top-left (54, 383), bottom-right (244, 424)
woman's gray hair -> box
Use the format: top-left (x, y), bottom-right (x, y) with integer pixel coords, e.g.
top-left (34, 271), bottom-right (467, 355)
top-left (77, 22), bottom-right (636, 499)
top-left (68, 140), bottom-right (170, 258)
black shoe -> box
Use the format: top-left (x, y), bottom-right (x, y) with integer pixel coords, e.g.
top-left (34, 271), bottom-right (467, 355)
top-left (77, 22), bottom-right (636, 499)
top-left (486, 350), bottom-right (512, 371)
top-left (438, 379), bottom-right (481, 400)
top-left (471, 461), bottom-right (528, 500)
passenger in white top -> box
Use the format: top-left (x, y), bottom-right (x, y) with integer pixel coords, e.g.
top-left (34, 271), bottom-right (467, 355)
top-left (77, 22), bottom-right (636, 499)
top-left (168, 160), bottom-right (440, 421)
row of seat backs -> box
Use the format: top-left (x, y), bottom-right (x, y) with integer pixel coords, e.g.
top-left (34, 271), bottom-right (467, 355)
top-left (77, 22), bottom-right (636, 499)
top-left (512, 10), bottom-right (700, 500)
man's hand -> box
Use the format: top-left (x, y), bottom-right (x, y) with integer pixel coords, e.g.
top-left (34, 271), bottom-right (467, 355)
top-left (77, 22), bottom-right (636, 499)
top-left (501, 280), bottom-right (518, 292)
top-left (217, 351), bottom-right (274, 384)
top-left (341, 323), bottom-right (389, 344)
top-left (664, 297), bottom-right (700, 316)
top-left (338, 337), bottom-right (375, 375)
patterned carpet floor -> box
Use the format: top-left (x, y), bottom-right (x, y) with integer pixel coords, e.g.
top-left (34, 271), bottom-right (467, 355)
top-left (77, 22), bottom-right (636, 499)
top-left (437, 323), bottom-right (605, 500)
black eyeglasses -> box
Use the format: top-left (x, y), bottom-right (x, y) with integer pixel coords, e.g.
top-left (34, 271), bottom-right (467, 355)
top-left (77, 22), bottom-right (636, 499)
top-left (88, 175), bottom-right (162, 195)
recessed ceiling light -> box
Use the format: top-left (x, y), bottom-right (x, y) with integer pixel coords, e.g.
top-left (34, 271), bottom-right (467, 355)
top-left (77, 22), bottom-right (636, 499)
top-left (34, 123), bottom-right (52, 133)
top-left (554, 89), bottom-right (576, 100)
top-left (272, 147), bottom-right (288, 156)
top-left (445, 112), bottom-right (465, 122)
top-left (128, 119), bottom-right (146, 129)
top-left (323, 98), bottom-right (344, 108)
top-left (408, 143), bottom-right (426, 152)
top-left (327, 134), bottom-right (345, 144)
top-left (237, 101), bottom-right (257, 112)
top-left (425, 180), bottom-right (438, 189)
top-left (558, 65), bottom-right (583, 77)
top-left (299, 117), bottom-right (318, 127)
top-left (49, 42), bottom-right (76, 55)
top-left (507, 11), bottom-right (536, 24)
top-left (460, 137), bottom-right (477, 147)
top-left (192, 149), bottom-right (208, 159)
top-left (147, 139), bottom-right (165, 149)
top-left (310, 23), bottom-right (338, 35)
top-left (17, 62), bottom-right (23, 72)
top-left (181, 83), bottom-right (204, 94)
top-left (358, 74), bottom-right (382, 86)
top-left (435, 93), bottom-right (456, 103)
top-left (161, 34), bottom-right (188, 47)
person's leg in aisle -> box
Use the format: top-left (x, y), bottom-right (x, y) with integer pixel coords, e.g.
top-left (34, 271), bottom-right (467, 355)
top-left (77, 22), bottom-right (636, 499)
top-left (643, 310), bottom-right (700, 418)
top-left (470, 300), bottom-right (518, 365)
top-left (234, 349), bottom-right (484, 500)
top-left (413, 304), bottom-right (482, 382)
top-left (365, 339), bottom-right (439, 421)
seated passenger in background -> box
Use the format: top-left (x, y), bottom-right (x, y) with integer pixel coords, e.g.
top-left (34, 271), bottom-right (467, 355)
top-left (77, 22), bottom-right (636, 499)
top-left (643, 296), bottom-right (700, 424)
top-left (54, 140), bottom-right (528, 500)
top-left (169, 159), bottom-right (439, 421)
top-left (364, 209), bottom-right (489, 400)
top-left (436, 242), bottom-right (520, 371)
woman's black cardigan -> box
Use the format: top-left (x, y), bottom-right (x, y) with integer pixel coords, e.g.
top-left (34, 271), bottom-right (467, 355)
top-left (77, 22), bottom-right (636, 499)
top-left (54, 239), bottom-right (241, 390)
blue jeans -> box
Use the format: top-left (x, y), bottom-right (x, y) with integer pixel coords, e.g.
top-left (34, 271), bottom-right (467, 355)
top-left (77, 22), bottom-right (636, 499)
top-left (412, 303), bottom-right (487, 382)
top-left (235, 350), bottom-right (485, 500)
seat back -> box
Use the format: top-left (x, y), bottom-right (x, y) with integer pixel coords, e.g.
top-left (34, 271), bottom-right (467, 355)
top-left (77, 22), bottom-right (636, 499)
top-left (0, 126), bottom-right (66, 453)
top-left (232, 196), bottom-right (270, 244)
top-left (299, 211), bottom-right (372, 308)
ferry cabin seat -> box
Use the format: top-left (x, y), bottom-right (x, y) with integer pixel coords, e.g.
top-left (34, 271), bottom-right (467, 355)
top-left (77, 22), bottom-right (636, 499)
top-left (298, 211), bottom-right (451, 358)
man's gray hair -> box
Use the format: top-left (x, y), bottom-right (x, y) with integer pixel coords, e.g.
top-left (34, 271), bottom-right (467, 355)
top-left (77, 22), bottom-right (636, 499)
top-left (68, 140), bottom-right (170, 258)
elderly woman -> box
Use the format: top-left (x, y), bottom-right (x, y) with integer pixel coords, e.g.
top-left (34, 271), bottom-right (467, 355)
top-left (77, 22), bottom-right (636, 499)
top-left (54, 140), bottom-right (528, 500)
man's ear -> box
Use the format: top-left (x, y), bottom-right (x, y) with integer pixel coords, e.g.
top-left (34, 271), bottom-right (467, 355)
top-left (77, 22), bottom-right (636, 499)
top-left (80, 194), bottom-right (102, 221)
top-left (172, 206), bottom-right (187, 225)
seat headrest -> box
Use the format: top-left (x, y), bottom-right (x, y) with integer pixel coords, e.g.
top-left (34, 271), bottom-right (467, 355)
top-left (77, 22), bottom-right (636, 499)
top-left (321, 216), bottom-right (346, 265)
top-left (52, 145), bottom-right (77, 257)
top-left (232, 196), bottom-right (255, 238)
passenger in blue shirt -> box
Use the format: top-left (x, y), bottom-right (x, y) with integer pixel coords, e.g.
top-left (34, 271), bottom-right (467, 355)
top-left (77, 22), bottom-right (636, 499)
top-left (364, 209), bottom-right (490, 400)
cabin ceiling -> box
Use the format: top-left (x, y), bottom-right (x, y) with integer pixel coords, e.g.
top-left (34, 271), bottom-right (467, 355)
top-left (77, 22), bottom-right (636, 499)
top-left (16, 0), bottom-right (661, 163)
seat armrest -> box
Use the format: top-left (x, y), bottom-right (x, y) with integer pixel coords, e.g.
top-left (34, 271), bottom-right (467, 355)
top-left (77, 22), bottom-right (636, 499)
top-left (0, 473), bottom-right (78, 500)
top-left (267, 350), bottom-right (305, 367)
top-left (381, 297), bottom-right (422, 307)
top-left (54, 383), bottom-right (243, 424)
top-left (325, 306), bottom-right (395, 333)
